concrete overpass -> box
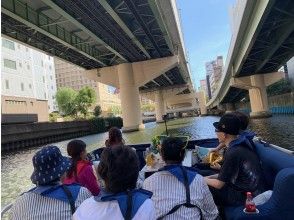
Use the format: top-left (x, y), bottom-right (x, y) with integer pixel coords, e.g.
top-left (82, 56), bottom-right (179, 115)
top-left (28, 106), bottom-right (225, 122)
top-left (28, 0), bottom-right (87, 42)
top-left (207, 0), bottom-right (294, 118)
top-left (2, 0), bottom-right (198, 131)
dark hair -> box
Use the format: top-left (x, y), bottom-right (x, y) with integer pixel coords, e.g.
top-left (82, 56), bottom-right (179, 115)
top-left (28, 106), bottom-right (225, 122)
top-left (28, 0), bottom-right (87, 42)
top-left (161, 137), bottom-right (185, 163)
top-left (67, 140), bottom-right (86, 178)
top-left (105, 127), bottom-right (124, 147)
top-left (233, 111), bottom-right (249, 130)
top-left (98, 145), bottom-right (139, 193)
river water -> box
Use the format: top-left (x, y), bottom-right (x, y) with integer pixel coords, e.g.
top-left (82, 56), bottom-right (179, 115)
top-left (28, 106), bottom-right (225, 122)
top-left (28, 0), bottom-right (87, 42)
top-left (1, 115), bottom-right (294, 211)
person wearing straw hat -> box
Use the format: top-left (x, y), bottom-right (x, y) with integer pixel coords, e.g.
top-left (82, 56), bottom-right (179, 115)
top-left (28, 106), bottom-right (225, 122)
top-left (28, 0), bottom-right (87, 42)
top-left (10, 145), bottom-right (92, 220)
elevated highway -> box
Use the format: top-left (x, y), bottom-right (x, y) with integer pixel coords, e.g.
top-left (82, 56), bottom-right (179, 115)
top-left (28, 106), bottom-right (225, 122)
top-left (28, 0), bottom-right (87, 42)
top-left (2, 0), bottom-right (196, 131)
top-left (207, 0), bottom-right (294, 118)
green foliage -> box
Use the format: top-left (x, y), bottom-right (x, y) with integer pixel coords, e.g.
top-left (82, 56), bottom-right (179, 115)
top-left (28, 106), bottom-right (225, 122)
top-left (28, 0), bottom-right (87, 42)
top-left (55, 88), bottom-right (78, 117)
top-left (76, 86), bottom-right (96, 118)
top-left (93, 105), bottom-right (102, 117)
top-left (89, 117), bottom-right (123, 133)
top-left (267, 79), bottom-right (293, 96)
top-left (108, 105), bottom-right (122, 116)
top-left (141, 103), bottom-right (155, 112)
top-left (104, 117), bottom-right (123, 129)
top-left (56, 87), bottom-right (97, 119)
top-left (89, 117), bottom-right (106, 133)
top-left (151, 136), bottom-right (160, 154)
top-left (49, 112), bottom-right (60, 122)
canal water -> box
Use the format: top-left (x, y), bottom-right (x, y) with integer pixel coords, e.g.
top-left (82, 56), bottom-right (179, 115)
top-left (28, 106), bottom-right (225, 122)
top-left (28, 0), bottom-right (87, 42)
top-left (1, 115), bottom-right (294, 211)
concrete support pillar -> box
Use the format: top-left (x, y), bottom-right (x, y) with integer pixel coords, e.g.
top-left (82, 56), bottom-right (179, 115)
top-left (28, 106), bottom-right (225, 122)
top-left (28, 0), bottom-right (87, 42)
top-left (196, 91), bottom-right (207, 116)
top-left (155, 90), bottom-right (166, 123)
top-left (225, 103), bottom-right (235, 113)
top-left (118, 63), bottom-right (144, 132)
top-left (249, 75), bottom-right (272, 118)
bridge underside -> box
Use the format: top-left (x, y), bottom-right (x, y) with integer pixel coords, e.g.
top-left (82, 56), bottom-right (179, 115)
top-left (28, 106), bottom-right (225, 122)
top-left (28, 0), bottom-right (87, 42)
top-left (1, 0), bottom-right (187, 90)
top-left (221, 87), bottom-right (248, 104)
top-left (239, 0), bottom-right (294, 76)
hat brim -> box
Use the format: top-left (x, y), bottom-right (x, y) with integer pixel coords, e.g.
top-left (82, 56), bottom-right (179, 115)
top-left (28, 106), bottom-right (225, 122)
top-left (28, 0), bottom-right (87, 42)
top-left (31, 156), bottom-right (71, 185)
top-left (213, 122), bottom-right (223, 131)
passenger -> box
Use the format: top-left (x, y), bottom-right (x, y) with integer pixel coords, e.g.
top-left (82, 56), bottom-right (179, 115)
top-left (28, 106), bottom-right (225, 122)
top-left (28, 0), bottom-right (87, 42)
top-left (63, 140), bottom-right (100, 196)
top-left (143, 137), bottom-right (218, 220)
top-left (10, 146), bottom-right (92, 220)
top-left (211, 111), bottom-right (255, 153)
top-left (205, 114), bottom-right (265, 206)
top-left (73, 145), bottom-right (156, 220)
top-left (105, 127), bottom-right (125, 147)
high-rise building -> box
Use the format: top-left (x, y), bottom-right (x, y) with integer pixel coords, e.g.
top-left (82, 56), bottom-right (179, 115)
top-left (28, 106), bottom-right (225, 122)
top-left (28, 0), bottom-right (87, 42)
top-left (199, 79), bottom-right (207, 93)
top-left (54, 58), bottom-right (121, 114)
top-left (287, 57), bottom-right (294, 85)
top-left (205, 56), bottom-right (224, 99)
top-left (1, 37), bottom-right (57, 123)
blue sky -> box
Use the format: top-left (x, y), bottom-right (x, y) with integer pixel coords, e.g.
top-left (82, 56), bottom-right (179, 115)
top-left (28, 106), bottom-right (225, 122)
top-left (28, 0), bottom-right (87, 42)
top-left (177, 0), bottom-right (236, 89)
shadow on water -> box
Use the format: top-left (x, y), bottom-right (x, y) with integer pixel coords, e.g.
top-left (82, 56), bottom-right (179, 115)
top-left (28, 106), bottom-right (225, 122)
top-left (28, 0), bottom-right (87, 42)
top-left (1, 115), bottom-right (293, 211)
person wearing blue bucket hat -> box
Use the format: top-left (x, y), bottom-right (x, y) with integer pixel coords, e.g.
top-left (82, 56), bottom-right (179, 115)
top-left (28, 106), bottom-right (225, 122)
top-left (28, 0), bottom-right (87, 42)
top-left (10, 146), bottom-right (92, 220)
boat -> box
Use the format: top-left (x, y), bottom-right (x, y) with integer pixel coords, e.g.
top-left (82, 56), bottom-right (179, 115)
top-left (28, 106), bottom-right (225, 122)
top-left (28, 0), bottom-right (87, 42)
top-left (2, 137), bottom-right (294, 219)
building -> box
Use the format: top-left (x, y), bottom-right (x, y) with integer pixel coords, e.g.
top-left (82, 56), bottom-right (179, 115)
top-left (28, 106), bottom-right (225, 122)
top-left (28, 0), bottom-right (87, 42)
top-left (205, 56), bottom-right (224, 99)
top-left (54, 58), bottom-right (121, 115)
top-left (287, 57), bottom-right (294, 85)
top-left (199, 79), bottom-right (207, 93)
top-left (1, 37), bottom-right (57, 123)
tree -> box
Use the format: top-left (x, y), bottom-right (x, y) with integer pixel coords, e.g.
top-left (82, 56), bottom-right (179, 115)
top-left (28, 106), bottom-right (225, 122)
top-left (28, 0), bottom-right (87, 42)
top-left (76, 86), bottom-right (96, 118)
top-left (108, 105), bottom-right (122, 116)
top-left (55, 88), bottom-right (78, 117)
top-left (93, 105), bottom-right (102, 117)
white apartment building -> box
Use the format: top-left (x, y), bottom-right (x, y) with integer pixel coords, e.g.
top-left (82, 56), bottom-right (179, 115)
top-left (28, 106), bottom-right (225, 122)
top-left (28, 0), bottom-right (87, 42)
top-left (1, 37), bottom-right (57, 122)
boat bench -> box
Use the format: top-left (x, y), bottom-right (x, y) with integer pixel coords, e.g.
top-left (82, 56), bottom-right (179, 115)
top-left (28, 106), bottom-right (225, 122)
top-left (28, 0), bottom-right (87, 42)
top-left (224, 140), bottom-right (294, 220)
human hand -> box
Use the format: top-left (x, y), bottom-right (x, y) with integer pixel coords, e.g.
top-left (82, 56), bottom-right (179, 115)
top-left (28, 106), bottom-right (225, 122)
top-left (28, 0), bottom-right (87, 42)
top-left (210, 162), bottom-right (221, 170)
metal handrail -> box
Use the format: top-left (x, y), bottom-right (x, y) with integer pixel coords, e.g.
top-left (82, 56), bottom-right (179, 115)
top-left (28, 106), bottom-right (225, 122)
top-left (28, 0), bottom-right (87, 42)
top-left (1, 203), bottom-right (13, 217)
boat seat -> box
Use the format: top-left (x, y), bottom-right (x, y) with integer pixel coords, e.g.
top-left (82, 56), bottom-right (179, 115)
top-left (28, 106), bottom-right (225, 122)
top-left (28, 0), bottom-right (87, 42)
top-left (224, 141), bottom-right (294, 220)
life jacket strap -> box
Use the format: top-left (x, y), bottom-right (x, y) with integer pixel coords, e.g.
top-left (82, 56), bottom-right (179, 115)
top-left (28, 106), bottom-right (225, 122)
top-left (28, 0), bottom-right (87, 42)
top-left (125, 190), bottom-right (133, 220)
top-left (61, 185), bottom-right (76, 215)
top-left (157, 166), bottom-right (203, 220)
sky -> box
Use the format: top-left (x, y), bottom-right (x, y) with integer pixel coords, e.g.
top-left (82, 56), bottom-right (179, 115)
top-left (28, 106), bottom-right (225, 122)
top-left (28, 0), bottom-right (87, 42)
top-left (177, 0), bottom-right (236, 89)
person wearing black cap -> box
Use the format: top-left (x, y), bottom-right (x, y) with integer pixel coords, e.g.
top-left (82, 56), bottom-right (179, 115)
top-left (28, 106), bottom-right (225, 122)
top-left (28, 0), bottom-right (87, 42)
top-left (10, 146), bottom-right (92, 220)
top-left (205, 114), bottom-right (265, 206)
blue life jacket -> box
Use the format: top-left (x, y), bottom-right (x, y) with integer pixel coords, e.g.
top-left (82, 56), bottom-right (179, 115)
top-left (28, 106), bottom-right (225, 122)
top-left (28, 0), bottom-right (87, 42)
top-left (229, 134), bottom-right (256, 151)
top-left (159, 164), bottom-right (197, 185)
top-left (240, 130), bottom-right (256, 141)
top-left (27, 183), bottom-right (81, 203)
top-left (94, 189), bottom-right (152, 219)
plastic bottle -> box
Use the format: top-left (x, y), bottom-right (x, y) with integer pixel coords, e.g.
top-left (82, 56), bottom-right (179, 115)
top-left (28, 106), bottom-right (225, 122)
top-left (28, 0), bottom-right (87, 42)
top-left (245, 192), bottom-right (256, 212)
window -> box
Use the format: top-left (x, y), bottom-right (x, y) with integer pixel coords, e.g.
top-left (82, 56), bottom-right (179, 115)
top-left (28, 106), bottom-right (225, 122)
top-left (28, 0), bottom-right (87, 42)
top-left (4, 59), bottom-right (16, 70)
top-left (19, 62), bottom-right (22, 68)
top-left (27, 64), bottom-right (30, 70)
top-left (5, 80), bottom-right (9, 89)
top-left (21, 83), bottom-right (24, 91)
top-left (51, 86), bottom-right (53, 90)
top-left (41, 60), bottom-right (44, 67)
top-left (44, 93), bottom-right (47, 99)
top-left (29, 84), bottom-right (32, 89)
top-left (49, 65), bottom-right (52, 70)
top-left (50, 75), bottom-right (53, 80)
top-left (42, 76), bottom-right (45, 83)
top-left (2, 39), bottom-right (15, 50)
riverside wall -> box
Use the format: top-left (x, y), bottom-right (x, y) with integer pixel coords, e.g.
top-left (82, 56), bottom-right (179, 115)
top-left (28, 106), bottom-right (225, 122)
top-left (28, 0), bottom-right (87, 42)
top-left (1, 121), bottom-right (94, 152)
